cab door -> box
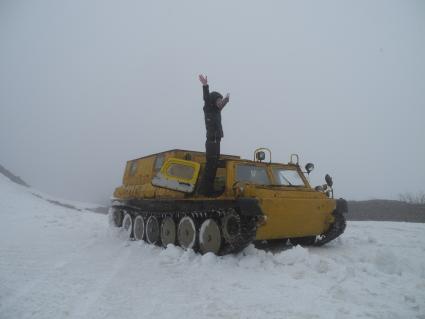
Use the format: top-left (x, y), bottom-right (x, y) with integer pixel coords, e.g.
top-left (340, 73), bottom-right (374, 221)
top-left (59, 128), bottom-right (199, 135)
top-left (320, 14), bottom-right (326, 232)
top-left (151, 158), bottom-right (200, 193)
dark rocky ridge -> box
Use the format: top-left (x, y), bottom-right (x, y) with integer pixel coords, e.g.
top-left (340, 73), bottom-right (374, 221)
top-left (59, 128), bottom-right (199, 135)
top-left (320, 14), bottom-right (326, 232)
top-left (347, 200), bottom-right (425, 223)
top-left (0, 164), bottom-right (29, 187)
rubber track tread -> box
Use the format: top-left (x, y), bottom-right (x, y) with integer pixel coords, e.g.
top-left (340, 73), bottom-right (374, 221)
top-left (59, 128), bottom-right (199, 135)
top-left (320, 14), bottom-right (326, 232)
top-left (219, 211), bottom-right (257, 256)
top-left (314, 210), bottom-right (347, 246)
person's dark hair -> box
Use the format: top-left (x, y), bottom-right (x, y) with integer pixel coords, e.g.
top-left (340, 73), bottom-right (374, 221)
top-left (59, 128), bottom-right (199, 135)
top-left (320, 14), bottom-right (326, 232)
top-left (209, 91), bottom-right (223, 104)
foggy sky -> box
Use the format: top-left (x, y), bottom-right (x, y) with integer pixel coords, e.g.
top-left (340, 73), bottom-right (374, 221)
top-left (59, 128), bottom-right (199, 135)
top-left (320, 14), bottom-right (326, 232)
top-left (1, 0), bottom-right (424, 204)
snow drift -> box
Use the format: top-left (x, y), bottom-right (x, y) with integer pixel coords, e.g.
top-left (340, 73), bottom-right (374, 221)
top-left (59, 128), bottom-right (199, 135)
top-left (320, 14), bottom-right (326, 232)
top-left (0, 173), bottom-right (424, 319)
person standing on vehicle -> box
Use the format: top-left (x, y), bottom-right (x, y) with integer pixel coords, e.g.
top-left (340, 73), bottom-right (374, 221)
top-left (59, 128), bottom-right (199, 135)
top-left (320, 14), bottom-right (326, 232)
top-left (198, 74), bottom-right (230, 196)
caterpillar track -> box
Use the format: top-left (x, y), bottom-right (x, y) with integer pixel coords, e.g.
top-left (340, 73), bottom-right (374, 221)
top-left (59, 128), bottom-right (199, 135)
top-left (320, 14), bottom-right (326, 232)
top-left (110, 204), bottom-right (258, 255)
top-left (314, 210), bottom-right (347, 246)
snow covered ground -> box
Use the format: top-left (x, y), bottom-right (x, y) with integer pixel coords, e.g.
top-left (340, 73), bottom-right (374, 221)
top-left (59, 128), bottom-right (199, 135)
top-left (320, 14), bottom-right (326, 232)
top-left (1, 174), bottom-right (424, 319)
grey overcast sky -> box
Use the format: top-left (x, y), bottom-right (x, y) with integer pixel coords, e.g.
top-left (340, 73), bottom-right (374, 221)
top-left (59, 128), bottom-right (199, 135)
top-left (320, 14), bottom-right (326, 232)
top-left (1, 0), bottom-right (424, 204)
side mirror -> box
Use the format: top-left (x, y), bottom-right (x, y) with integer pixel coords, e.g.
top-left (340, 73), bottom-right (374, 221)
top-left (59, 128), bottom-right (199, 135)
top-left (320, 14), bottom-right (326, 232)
top-left (256, 151), bottom-right (266, 162)
top-left (305, 163), bottom-right (314, 174)
top-left (325, 174), bottom-right (333, 187)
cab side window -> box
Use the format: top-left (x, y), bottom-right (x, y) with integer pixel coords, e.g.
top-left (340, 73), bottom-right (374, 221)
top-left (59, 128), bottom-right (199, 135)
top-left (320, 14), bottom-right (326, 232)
top-left (236, 164), bottom-right (270, 185)
top-left (154, 154), bottom-right (165, 173)
top-left (129, 160), bottom-right (138, 176)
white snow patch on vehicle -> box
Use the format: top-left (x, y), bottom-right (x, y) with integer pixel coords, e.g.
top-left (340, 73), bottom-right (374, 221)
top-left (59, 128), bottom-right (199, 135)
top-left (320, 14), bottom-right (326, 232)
top-left (0, 173), bottom-right (424, 319)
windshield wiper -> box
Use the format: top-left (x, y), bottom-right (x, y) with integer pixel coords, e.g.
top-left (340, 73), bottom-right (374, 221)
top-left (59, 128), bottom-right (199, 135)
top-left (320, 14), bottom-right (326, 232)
top-left (281, 175), bottom-right (293, 186)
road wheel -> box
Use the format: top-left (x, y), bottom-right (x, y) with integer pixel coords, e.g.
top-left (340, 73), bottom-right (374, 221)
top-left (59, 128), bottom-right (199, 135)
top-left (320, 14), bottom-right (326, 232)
top-left (199, 219), bottom-right (221, 254)
top-left (146, 216), bottom-right (160, 245)
top-left (221, 213), bottom-right (241, 243)
top-left (122, 212), bottom-right (133, 239)
top-left (133, 215), bottom-right (145, 241)
top-left (177, 216), bottom-right (197, 250)
top-left (160, 217), bottom-right (176, 247)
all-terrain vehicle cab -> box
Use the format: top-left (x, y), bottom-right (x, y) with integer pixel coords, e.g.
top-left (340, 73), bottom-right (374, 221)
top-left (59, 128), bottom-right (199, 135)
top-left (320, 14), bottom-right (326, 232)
top-left (110, 148), bottom-right (347, 255)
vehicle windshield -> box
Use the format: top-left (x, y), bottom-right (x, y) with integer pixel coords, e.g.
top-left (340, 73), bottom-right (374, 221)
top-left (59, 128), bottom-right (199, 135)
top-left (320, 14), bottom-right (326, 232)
top-left (235, 164), bottom-right (270, 185)
top-left (272, 167), bottom-right (305, 186)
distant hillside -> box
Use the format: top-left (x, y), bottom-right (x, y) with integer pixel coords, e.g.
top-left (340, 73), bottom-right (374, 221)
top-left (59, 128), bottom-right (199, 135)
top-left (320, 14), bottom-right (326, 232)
top-left (0, 164), bottom-right (107, 214)
top-left (347, 200), bottom-right (425, 223)
top-left (0, 164), bottom-right (29, 187)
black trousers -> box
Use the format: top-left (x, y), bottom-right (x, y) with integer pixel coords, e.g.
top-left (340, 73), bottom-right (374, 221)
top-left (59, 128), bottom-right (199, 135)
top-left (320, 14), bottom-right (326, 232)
top-left (199, 136), bottom-right (221, 195)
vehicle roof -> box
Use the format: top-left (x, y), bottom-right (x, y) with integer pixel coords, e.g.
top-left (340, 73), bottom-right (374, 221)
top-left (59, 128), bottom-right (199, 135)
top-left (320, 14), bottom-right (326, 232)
top-left (130, 149), bottom-right (300, 167)
top-left (230, 158), bottom-right (300, 166)
top-left (130, 149), bottom-right (240, 161)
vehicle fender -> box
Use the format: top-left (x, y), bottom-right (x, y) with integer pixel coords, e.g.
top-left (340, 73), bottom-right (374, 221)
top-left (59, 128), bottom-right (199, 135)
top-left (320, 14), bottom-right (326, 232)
top-left (336, 198), bottom-right (348, 214)
top-left (236, 198), bottom-right (263, 216)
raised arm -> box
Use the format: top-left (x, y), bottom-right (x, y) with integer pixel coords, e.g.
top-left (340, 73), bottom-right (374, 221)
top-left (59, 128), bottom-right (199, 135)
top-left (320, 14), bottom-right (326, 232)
top-left (199, 74), bottom-right (209, 102)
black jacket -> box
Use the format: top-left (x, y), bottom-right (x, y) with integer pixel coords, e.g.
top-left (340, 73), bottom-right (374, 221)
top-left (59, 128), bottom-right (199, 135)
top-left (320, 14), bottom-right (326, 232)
top-left (203, 85), bottom-right (226, 140)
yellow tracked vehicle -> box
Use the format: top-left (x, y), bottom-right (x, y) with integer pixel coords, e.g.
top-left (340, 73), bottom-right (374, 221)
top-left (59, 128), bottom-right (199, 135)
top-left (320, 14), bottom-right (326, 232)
top-left (110, 148), bottom-right (348, 255)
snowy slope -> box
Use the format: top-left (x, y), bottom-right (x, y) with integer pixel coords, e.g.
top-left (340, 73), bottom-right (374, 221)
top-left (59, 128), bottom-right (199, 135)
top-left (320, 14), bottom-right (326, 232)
top-left (0, 174), bottom-right (424, 319)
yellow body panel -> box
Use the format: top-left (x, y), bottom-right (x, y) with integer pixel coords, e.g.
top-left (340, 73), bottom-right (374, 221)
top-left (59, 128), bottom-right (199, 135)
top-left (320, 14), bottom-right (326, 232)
top-left (254, 188), bottom-right (335, 240)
